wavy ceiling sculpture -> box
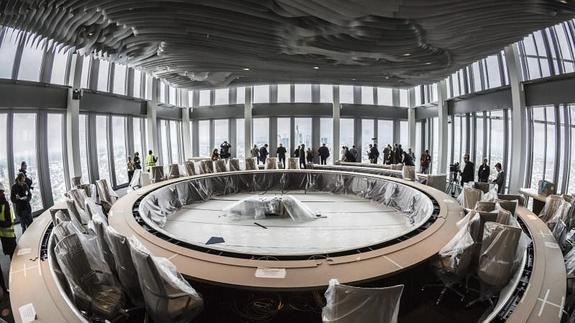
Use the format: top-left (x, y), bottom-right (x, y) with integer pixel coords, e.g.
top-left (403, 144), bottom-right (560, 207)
top-left (0, 0), bottom-right (574, 89)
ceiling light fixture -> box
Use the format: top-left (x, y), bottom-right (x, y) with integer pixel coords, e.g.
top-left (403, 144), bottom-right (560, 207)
top-left (425, 62), bottom-right (432, 65)
top-left (313, 66), bottom-right (319, 70)
top-left (403, 53), bottom-right (411, 57)
top-left (243, 67), bottom-right (250, 71)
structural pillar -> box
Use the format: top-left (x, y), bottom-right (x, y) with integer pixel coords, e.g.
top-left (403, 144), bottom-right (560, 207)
top-left (182, 106), bottom-right (192, 160)
top-left (146, 78), bottom-right (160, 156)
top-left (269, 117), bottom-right (278, 157)
top-left (408, 88), bottom-right (416, 151)
top-left (244, 87), bottom-right (253, 159)
top-left (504, 44), bottom-right (527, 193)
top-left (437, 80), bottom-right (449, 174)
top-left (66, 54), bottom-right (82, 180)
top-left (332, 86), bottom-right (341, 161)
top-left (312, 117), bottom-right (321, 163)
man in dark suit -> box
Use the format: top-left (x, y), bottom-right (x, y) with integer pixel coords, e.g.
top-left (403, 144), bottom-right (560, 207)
top-left (477, 158), bottom-right (490, 182)
top-left (492, 162), bottom-right (506, 194)
top-left (460, 153), bottom-right (475, 185)
top-left (318, 143), bottom-right (330, 165)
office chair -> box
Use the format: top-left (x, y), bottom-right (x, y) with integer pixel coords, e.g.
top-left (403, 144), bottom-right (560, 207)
top-left (200, 160), bottom-right (214, 174)
top-left (168, 164), bottom-right (181, 179)
top-left (402, 165), bottom-right (415, 181)
top-left (475, 201), bottom-right (496, 212)
top-left (51, 208), bottom-right (71, 225)
top-left (150, 166), bottom-right (166, 184)
top-left (66, 198), bottom-right (90, 226)
top-left (473, 182), bottom-right (491, 194)
top-left (229, 158), bottom-right (240, 171)
top-left (466, 222), bottom-right (522, 307)
top-left (540, 195), bottom-right (565, 223)
top-left (54, 233), bottom-right (125, 321)
top-left (129, 238), bottom-right (204, 323)
top-left (85, 199), bottom-right (108, 224)
top-left (96, 179), bottom-right (119, 213)
top-left (287, 157), bottom-right (299, 169)
top-left (52, 221), bottom-right (85, 245)
top-left (245, 157), bottom-right (257, 170)
top-left (67, 188), bottom-right (90, 212)
top-left (322, 279), bottom-right (404, 323)
top-left (265, 157), bottom-right (278, 170)
top-left (215, 159), bottom-right (228, 172)
top-left (184, 161), bottom-right (196, 176)
top-left (90, 217), bottom-right (117, 277)
top-left (105, 226), bottom-right (144, 306)
top-left (463, 187), bottom-right (482, 210)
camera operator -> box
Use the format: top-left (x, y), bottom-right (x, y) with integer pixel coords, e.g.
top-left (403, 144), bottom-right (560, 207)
top-left (460, 153), bottom-right (475, 185)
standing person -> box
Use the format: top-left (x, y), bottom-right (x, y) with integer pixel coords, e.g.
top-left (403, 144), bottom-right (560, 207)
top-left (492, 162), bottom-right (506, 194)
top-left (211, 149), bottom-right (220, 161)
top-left (403, 151), bottom-right (415, 166)
top-left (340, 146), bottom-right (346, 161)
top-left (294, 145), bottom-right (301, 158)
top-left (133, 152), bottom-right (142, 170)
top-left (145, 150), bottom-right (158, 172)
top-left (420, 150), bottom-right (431, 174)
top-left (259, 144), bottom-right (269, 165)
top-left (367, 144), bottom-right (374, 163)
top-left (127, 156), bottom-right (135, 182)
top-left (408, 148), bottom-right (415, 162)
top-left (18, 161), bottom-right (33, 189)
top-left (306, 147), bottom-right (314, 164)
top-left (396, 144), bottom-right (404, 164)
top-left (11, 173), bottom-right (32, 233)
top-left (460, 153), bottom-right (475, 185)
top-left (392, 144), bottom-right (398, 163)
top-left (250, 144), bottom-right (259, 161)
top-left (276, 143), bottom-right (287, 168)
top-left (372, 144), bottom-right (380, 164)
top-left (344, 147), bottom-right (355, 162)
top-left (318, 143), bottom-right (330, 165)
top-left (0, 183), bottom-right (15, 260)
top-left (0, 183), bottom-right (12, 295)
top-left (477, 159), bottom-right (490, 183)
top-left (299, 144), bottom-right (307, 168)
top-left (220, 141), bottom-right (231, 159)
top-left (350, 145), bottom-right (359, 163)
top-left (383, 145), bottom-right (391, 165)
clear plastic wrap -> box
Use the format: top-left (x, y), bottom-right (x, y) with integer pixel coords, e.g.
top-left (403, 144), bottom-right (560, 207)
top-left (85, 199), bottom-right (107, 224)
top-left (265, 157), bottom-right (278, 170)
top-left (66, 188), bottom-right (89, 211)
top-left (565, 247), bottom-right (575, 277)
top-left (215, 159), bottom-right (227, 172)
top-left (539, 195), bottom-right (564, 223)
top-left (322, 279), bottom-right (403, 323)
top-left (475, 201), bottom-right (496, 212)
top-left (245, 158), bottom-right (257, 170)
top-left (438, 224), bottom-right (476, 275)
top-left (288, 157), bottom-right (299, 169)
top-left (402, 165), bottom-right (416, 181)
top-left (151, 166), bottom-right (165, 183)
top-left (478, 222), bottom-right (523, 289)
top-left (168, 164), bottom-right (181, 179)
top-left (128, 237), bottom-right (204, 322)
top-left (496, 199), bottom-right (518, 216)
top-left (462, 187), bottom-right (482, 209)
top-left (481, 186), bottom-right (499, 202)
top-left (127, 169), bottom-right (143, 192)
top-left (96, 179), bottom-right (119, 206)
top-left (473, 182), bottom-right (491, 193)
top-left (229, 158), bottom-right (241, 171)
top-left (223, 195), bottom-right (319, 221)
top-left (66, 198), bottom-right (90, 226)
top-left (185, 161), bottom-right (196, 176)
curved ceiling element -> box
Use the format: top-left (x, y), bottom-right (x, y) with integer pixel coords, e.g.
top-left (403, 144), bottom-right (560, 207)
top-left (0, 0), bottom-right (574, 89)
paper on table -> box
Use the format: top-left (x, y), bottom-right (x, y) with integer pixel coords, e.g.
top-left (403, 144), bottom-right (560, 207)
top-left (255, 268), bottom-right (287, 279)
top-left (19, 303), bottom-right (37, 323)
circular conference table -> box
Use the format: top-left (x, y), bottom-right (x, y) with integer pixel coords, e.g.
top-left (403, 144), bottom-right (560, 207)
top-left (108, 169), bottom-right (463, 291)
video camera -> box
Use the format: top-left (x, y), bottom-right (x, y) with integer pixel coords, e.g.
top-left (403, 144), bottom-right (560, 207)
top-left (449, 162), bottom-right (460, 173)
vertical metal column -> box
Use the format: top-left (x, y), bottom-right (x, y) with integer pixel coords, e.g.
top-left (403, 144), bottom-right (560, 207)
top-left (437, 80), bottom-right (449, 174)
top-left (244, 87), bottom-right (253, 159)
top-left (269, 117), bottom-right (277, 157)
top-left (332, 86), bottom-right (341, 161)
top-left (312, 117), bottom-right (321, 163)
top-left (67, 54), bottom-right (82, 180)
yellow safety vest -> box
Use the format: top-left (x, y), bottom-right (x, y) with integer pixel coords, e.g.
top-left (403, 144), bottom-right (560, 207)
top-left (145, 154), bottom-right (157, 169)
top-left (0, 204), bottom-right (15, 238)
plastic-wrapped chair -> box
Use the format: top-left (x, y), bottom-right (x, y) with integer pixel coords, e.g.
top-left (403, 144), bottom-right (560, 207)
top-left (105, 226), bottom-right (144, 306)
top-left (127, 169), bottom-right (143, 192)
top-left (473, 182), bottom-right (491, 194)
top-left (89, 216), bottom-right (117, 277)
top-left (496, 199), bottom-right (518, 216)
top-left (322, 279), bottom-right (403, 323)
top-left (540, 195), bottom-right (564, 223)
top-left (66, 198), bottom-right (90, 226)
top-left (265, 157), bottom-right (278, 170)
top-left (245, 158), bottom-right (257, 170)
top-left (71, 176), bottom-right (83, 187)
top-left (168, 164), bottom-right (181, 179)
top-left (54, 233), bottom-right (125, 321)
top-left (402, 165), bottom-right (415, 181)
top-left (96, 179), bottom-right (119, 213)
top-left (463, 187), bottom-right (482, 209)
top-left (475, 201), bottom-right (496, 212)
top-left (52, 221), bottom-right (85, 245)
top-left (466, 222), bottom-right (522, 307)
top-left (52, 209), bottom-right (72, 226)
top-left (200, 160), bottom-right (214, 174)
top-left (129, 238), bottom-right (204, 323)
top-left (67, 188), bottom-right (89, 212)
top-left (288, 157), bottom-right (299, 169)
top-left (184, 161), bottom-right (196, 176)
top-left (85, 199), bottom-right (107, 224)
top-left (229, 159), bottom-right (241, 171)
top-left (215, 159), bottom-right (227, 172)
top-left (151, 166), bottom-right (165, 183)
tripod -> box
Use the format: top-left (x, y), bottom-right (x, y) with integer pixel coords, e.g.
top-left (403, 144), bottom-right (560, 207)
top-left (446, 171), bottom-right (461, 197)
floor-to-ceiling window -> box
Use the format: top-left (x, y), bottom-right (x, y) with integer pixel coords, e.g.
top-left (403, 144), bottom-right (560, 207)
top-left (253, 118), bottom-right (270, 147)
top-left (0, 28), bottom-right (18, 79)
top-left (112, 116), bottom-right (128, 185)
top-left (399, 120), bottom-right (408, 148)
top-left (361, 119), bottom-right (374, 162)
top-left (489, 111), bottom-right (505, 180)
top-left (294, 84), bottom-right (312, 103)
top-left (79, 114), bottom-right (89, 182)
top-left (113, 64), bottom-right (127, 95)
top-left (198, 120), bottom-right (210, 156)
top-left (18, 34), bottom-right (44, 82)
top-left (97, 60), bottom-right (110, 92)
top-left (320, 118), bottom-right (333, 163)
top-left (236, 118), bottom-right (245, 160)
top-left (133, 117), bottom-right (145, 157)
top-left (169, 120), bottom-right (182, 164)
top-left (530, 106), bottom-right (553, 189)
top-left (213, 119), bottom-right (229, 149)
top-left (378, 120), bottom-right (394, 159)
top-left (13, 113), bottom-right (42, 211)
top-left (277, 118), bottom-right (290, 155)
top-left (160, 120), bottom-right (170, 164)
top-left (432, 117), bottom-right (439, 174)
top-left (340, 118), bottom-right (354, 150)
top-left (0, 114), bottom-right (9, 192)
top-left (570, 105), bottom-right (575, 194)
top-left (253, 85), bottom-right (269, 104)
top-left (294, 118), bottom-right (312, 149)
top-left (96, 115), bottom-right (110, 181)
top-left (47, 113), bottom-right (67, 203)
top-left (320, 85), bottom-right (333, 103)
top-left (278, 85), bottom-right (291, 103)
top-left (339, 86), bottom-right (354, 104)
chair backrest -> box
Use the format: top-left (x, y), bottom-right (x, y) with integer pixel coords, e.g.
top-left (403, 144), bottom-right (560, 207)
top-left (54, 234), bottom-right (95, 297)
top-left (287, 157), bottom-right (299, 169)
top-left (473, 182), bottom-right (491, 194)
top-left (90, 218), bottom-right (117, 276)
top-left (245, 158), bottom-right (257, 170)
top-left (200, 160), bottom-right (214, 174)
top-left (85, 199), bottom-right (107, 224)
top-left (96, 179), bottom-right (118, 205)
top-left (229, 159), bottom-right (240, 171)
top-left (67, 188), bottom-right (89, 211)
top-left (168, 164), bottom-right (181, 179)
top-left (475, 201), bottom-right (496, 212)
top-left (105, 226), bottom-right (144, 305)
top-left (463, 187), bottom-right (483, 209)
top-left (497, 199), bottom-right (518, 216)
top-left (322, 279), bottom-right (403, 323)
top-left (540, 195), bottom-right (565, 223)
top-left (71, 176), bottom-right (83, 187)
top-left (52, 221), bottom-right (84, 245)
top-left (497, 194), bottom-right (526, 206)
top-left (184, 161), bottom-right (196, 176)
top-left (468, 210), bottom-right (511, 244)
top-left (478, 222), bottom-right (522, 289)
top-left (150, 166), bottom-right (165, 183)
top-left (402, 166), bottom-right (415, 181)
top-left (265, 157), bottom-right (278, 170)
top-left (129, 238), bottom-right (204, 323)
top-left (215, 159), bottom-right (228, 172)
top-left (66, 198), bottom-right (90, 226)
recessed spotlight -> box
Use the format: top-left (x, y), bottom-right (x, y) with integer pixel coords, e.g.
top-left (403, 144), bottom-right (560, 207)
top-left (313, 66), bottom-right (319, 70)
top-left (403, 53), bottom-right (411, 57)
top-left (243, 67), bottom-right (250, 71)
top-left (425, 62), bottom-right (432, 65)
top-left (384, 76), bottom-right (390, 79)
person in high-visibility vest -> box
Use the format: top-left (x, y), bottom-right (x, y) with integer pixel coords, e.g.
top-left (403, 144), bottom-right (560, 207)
top-left (145, 150), bottom-right (158, 172)
top-left (0, 182), bottom-right (15, 295)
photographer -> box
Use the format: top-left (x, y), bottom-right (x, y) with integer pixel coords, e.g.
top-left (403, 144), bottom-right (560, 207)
top-left (460, 153), bottom-right (475, 185)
